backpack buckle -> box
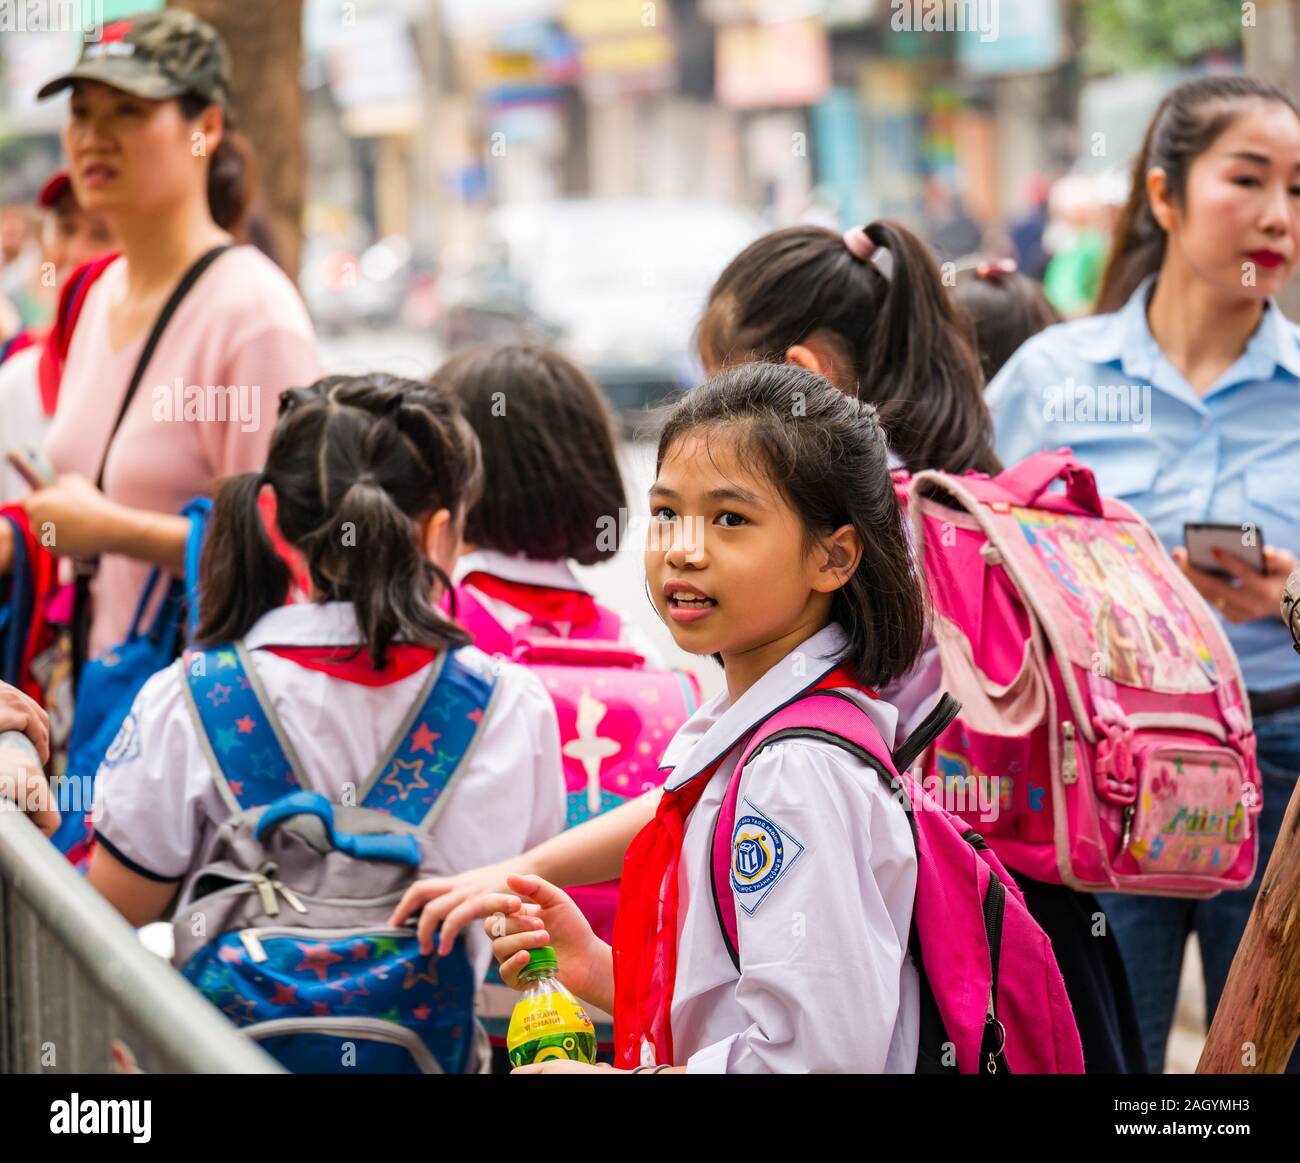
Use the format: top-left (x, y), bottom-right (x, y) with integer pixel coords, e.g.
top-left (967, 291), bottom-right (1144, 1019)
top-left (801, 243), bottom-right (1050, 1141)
top-left (1092, 719), bottom-right (1136, 804)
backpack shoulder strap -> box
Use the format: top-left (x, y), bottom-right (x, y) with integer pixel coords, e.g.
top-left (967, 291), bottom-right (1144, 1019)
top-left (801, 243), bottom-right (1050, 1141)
top-left (181, 641), bottom-right (308, 813)
top-left (37, 252), bottom-right (119, 416)
top-left (359, 647), bottom-right (500, 829)
top-left (709, 690), bottom-right (911, 971)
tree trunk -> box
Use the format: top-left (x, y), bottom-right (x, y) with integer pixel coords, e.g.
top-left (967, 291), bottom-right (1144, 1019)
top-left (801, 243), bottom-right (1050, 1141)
top-left (1196, 775), bottom-right (1300, 1072)
top-left (168, 0), bottom-right (305, 281)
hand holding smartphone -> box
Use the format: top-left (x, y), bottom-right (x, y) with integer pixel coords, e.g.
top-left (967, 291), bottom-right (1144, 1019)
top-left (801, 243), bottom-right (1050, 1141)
top-left (6, 448), bottom-right (56, 491)
top-left (1183, 522), bottom-right (1267, 580)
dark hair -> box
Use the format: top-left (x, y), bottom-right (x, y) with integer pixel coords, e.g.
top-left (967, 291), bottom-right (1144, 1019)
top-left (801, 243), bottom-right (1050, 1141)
top-left (433, 345), bottom-right (626, 565)
top-left (655, 363), bottom-right (927, 690)
top-left (178, 91), bottom-right (254, 235)
top-left (1096, 76), bottom-right (1300, 314)
top-left (952, 264), bottom-right (1062, 383)
top-left (695, 221), bottom-right (999, 476)
top-left (197, 373), bottom-right (483, 668)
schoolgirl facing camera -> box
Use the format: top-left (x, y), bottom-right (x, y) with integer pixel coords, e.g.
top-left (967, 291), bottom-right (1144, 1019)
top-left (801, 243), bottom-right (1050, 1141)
top-left (457, 364), bottom-right (936, 1072)
top-left (85, 374), bottom-right (565, 997)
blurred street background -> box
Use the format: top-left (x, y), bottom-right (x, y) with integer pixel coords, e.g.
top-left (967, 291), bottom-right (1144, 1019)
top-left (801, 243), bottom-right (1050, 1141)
top-left (5, 0), bottom-right (1298, 1072)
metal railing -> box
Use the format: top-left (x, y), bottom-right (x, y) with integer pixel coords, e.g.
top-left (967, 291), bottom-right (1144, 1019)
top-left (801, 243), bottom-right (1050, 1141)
top-left (0, 735), bottom-right (279, 1073)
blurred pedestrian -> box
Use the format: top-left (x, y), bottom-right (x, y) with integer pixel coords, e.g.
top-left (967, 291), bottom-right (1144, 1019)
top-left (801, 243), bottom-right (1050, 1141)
top-left (0, 169), bottom-right (118, 504)
top-left (986, 75), bottom-right (1300, 1073)
top-left (0, 9), bottom-right (320, 670)
top-left (952, 257), bottom-right (1062, 384)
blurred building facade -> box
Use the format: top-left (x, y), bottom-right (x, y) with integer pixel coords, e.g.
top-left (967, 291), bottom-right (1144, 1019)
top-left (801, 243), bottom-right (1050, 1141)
top-left (0, 0), bottom-right (1248, 281)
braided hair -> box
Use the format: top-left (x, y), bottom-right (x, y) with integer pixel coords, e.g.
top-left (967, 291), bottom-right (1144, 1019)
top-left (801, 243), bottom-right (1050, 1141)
top-left (197, 373), bottom-right (483, 668)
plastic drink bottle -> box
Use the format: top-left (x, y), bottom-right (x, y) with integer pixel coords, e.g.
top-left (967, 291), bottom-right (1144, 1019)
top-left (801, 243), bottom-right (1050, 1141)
top-left (506, 945), bottom-right (597, 1067)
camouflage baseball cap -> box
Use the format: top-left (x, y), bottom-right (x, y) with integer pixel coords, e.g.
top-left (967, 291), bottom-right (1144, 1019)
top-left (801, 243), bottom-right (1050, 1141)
top-left (37, 9), bottom-right (231, 112)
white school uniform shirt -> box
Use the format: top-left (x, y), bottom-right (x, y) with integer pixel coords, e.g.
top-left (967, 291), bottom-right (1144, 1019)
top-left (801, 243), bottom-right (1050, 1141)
top-left (92, 600), bottom-right (566, 983)
top-left (663, 623), bottom-right (921, 1074)
top-left (453, 547), bottom-right (665, 667)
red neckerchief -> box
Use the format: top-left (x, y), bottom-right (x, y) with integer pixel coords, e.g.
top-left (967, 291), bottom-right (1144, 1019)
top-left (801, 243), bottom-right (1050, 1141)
top-left (263, 644), bottom-right (438, 687)
top-left (611, 664), bottom-right (875, 1069)
top-left (460, 570), bottom-right (598, 627)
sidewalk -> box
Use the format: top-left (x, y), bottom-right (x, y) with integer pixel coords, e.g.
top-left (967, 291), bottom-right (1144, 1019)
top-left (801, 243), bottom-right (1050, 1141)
top-left (1166, 937), bottom-right (1206, 1073)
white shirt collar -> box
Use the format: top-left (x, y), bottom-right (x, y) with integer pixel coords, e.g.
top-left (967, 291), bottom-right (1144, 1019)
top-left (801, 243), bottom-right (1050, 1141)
top-left (453, 548), bottom-right (585, 592)
top-left (243, 601), bottom-right (367, 649)
top-left (660, 623), bottom-right (899, 791)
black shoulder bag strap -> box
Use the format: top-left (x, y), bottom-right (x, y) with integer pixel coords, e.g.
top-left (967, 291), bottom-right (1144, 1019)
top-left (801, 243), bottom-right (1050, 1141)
top-left (70, 244), bottom-right (232, 688)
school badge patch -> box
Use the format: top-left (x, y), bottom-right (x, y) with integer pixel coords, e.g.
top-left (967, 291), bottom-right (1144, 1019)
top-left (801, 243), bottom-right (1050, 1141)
top-left (103, 711), bottom-right (141, 769)
top-left (730, 798), bottom-right (805, 915)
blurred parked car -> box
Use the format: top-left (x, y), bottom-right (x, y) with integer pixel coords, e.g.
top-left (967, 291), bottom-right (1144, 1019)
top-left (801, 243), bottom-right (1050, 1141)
top-left (439, 199), bottom-right (764, 412)
top-left (301, 234), bottom-right (414, 335)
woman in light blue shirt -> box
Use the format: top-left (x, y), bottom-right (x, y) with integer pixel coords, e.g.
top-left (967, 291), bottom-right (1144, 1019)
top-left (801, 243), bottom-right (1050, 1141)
top-left (986, 75), bottom-right (1300, 1073)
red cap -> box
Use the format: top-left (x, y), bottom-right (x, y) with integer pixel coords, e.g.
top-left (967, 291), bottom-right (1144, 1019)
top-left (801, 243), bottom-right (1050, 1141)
top-left (36, 170), bottom-right (73, 210)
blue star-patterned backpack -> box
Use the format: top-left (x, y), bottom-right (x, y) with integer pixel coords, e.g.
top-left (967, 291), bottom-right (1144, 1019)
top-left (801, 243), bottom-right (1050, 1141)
top-left (170, 641), bottom-right (499, 1074)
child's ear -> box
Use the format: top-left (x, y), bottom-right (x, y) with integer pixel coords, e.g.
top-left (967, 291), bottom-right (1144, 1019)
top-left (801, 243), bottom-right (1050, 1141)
top-left (422, 507), bottom-right (461, 573)
top-left (812, 524), bottom-right (863, 592)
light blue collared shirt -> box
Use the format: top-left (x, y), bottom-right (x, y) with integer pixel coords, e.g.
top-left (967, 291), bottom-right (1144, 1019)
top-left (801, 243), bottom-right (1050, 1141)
top-left (985, 274), bottom-right (1300, 693)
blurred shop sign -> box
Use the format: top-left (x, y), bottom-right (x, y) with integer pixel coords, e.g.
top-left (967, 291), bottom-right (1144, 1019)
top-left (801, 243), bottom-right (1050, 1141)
top-left (440, 0), bottom-right (568, 37)
top-left (716, 17), bottom-right (831, 108)
top-left (327, 8), bottom-right (423, 135)
top-left (702, 0), bottom-right (878, 23)
top-left (957, 0), bottom-right (1065, 75)
top-left (562, 0), bottom-right (677, 96)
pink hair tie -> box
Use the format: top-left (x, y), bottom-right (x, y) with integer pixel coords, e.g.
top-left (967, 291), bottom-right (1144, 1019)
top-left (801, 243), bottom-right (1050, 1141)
top-left (843, 225), bottom-right (877, 262)
top-left (976, 258), bottom-right (1018, 280)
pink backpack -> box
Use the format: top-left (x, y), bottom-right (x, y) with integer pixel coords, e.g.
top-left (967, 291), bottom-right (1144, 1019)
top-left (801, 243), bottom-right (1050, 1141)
top-left (709, 686), bottom-right (1084, 1073)
top-left (455, 583), bottom-right (701, 942)
top-left (899, 449), bottom-right (1260, 897)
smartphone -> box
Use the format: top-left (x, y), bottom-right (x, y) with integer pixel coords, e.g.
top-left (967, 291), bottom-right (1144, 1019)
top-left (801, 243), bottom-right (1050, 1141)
top-left (1183, 522), bottom-right (1266, 580)
top-left (6, 448), bottom-right (55, 490)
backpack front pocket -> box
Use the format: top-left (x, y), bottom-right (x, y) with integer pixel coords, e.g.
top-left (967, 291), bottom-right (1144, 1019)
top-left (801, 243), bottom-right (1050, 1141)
top-left (180, 925), bottom-right (477, 1074)
top-left (1124, 744), bottom-right (1251, 876)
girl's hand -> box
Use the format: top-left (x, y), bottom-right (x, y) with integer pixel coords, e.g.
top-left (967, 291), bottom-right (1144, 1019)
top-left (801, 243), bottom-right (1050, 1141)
top-left (511, 1061), bottom-right (624, 1074)
top-left (482, 874), bottom-right (611, 1007)
top-left (0, 744), bottom-right (59, 837)
top-left (22, 474), bottom-right (121, 559)
top-left (0, 682), bottom-right (50, 762)
top-left (1174, 545), bottom-right (1298, 625)
top-left (388, 859), bottom-right (521, 956)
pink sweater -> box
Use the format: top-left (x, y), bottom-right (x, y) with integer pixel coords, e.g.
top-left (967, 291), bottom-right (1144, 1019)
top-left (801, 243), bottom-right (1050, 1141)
top-left (45, 246), bottom-right (321, 656)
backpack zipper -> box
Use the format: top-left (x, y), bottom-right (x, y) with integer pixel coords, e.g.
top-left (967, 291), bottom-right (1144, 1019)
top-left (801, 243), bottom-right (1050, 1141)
top-left (981, 876), bottom-right (1007, 1074)
top-left (235, 923), bottom-right (417, 965)
top-left (1061, 721), bottom-right (1078, 784)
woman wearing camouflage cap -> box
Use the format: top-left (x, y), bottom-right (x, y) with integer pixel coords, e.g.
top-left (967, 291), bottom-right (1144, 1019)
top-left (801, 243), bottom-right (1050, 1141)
top-left (0, 8), bottom-right (321, 662)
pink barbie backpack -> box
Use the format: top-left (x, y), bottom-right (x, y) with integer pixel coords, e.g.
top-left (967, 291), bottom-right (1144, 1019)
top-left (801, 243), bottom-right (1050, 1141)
top-left (897, 449), bottom-right (1260, 897)
top-left (454, 583), bottom-right (701, 940)
top-left (708, 682), bottom-right (1084, 1073)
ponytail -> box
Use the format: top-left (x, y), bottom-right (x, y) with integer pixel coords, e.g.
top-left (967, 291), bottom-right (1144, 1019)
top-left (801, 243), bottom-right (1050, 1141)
top-left (1095, 76), bottom-right (1300, 315)
top-left (857, 220), bottom-right (998, 475)
top-left (696, 221), bottom-right (999, 475)
top-left (318, 478), bottom-right (470, 670)
top-left (178, 92), bottom-right (255, 235)
top-left (197, 471), bottom-right (291, 646)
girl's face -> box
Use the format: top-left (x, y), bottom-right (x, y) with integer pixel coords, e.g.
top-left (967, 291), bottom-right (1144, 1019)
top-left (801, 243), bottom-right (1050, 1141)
top-left (63, 80), bottom-right (218, 224)
top-left (41, 198), bottom-right (116, 280)
top-left (646, 429), bottom-right (856, 681)
top-left (1154, 101), bottom-right (1300, 300)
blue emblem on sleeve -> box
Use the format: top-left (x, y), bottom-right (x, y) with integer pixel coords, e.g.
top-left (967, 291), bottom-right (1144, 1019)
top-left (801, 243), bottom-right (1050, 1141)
top-left (103, 712), bottom-right (142, 769)
top-left (730, 799), bottom-right (805, 915)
